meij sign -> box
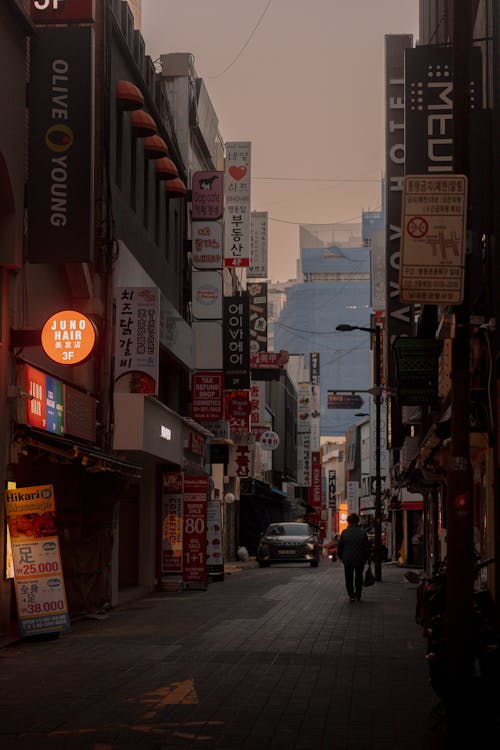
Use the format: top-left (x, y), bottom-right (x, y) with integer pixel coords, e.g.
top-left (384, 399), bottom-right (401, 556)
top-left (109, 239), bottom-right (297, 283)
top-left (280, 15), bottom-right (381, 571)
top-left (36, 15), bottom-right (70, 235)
top-left (327, 393), bottom-right (364, 410)
top-left (41, 310), bottom-right (96, 365)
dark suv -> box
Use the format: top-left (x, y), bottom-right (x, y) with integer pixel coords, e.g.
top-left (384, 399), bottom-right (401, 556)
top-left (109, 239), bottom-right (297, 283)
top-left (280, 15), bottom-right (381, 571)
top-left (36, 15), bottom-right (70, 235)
top-left (257, 522), bottom-right (321, 568)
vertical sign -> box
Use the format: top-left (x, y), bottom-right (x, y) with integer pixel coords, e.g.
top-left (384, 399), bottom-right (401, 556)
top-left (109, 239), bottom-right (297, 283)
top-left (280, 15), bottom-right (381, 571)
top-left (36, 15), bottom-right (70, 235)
top-left (206, 500), bottom-right (224, 578)
top-left (114, 287), bottom-right (160, 394)
top-left (248, 282), bottom-right (268, 354)
top-left (162, 472), bottom-right (184, 575)
top-left (328, 469), bottom-right (337, 510)
top-left (248, 211), bottom-right (268, 278)
top-left (310, 353), bottom-right (320, 452)
top-left (192, 171), bottom-right (224, 220)
top-left (307, 452), bottom-right (322, 524)
top-left (297, 431), bottom-right (312, 486)
top-left (223, 295), bottom-right (250, 389)
top-left (347, 481), bottom-right (360, 515)
top-left (385, 34), bottom-right (413, 447)
top-left (183, 476), bottom-right (208, 588)
top-left (297, 382), bottom-right (312, 433)
top-left (5, 484), bottom-right (70, 637)
top-left (224, 142), bottom-right (251, 267)
top-left (27, 26), bottom-right (94, 262)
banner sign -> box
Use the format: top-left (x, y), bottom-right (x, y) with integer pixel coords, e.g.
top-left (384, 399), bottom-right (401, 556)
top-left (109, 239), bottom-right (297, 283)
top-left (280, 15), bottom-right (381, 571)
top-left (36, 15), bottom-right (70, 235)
top-left (206, 500), bottom-right (224, 577)
top-left (192, 221), bottom-right (223, 269)
top-left (248, 211), bottom-right (268, 278)
top-left (296, 431), bottom-right (312, 486)
top-left (297, 382), bottom-right (312, 433)
top-left (307, 452), bottom-right (322, 523)
top-left (192, 171), bottom-right (224, 220)
top-left (182, 476), bottom-right (208, 588)
top-left (224, 142), bottom-right (251, 267)
top-left (223, 295), bottom-right (250, 389)
top-left (27, 26), bottom-right (94, 262)
top-left (114, 287), bottom-right (160, 394)
top-left (161, 472), bottom-right (184, 574)
top-left (328, 469), bottom-right (337, 510)
top-left (5, 484), bottom-right (70, 638)
top-left (248, 282), bottom-right (268, 354)
top-left (250, 350), bottom-right (289, 369)
top-left (192, 371), bottom-right (224, 422)
top-left (327, 393), bottom-right (364, 410)
top-left (310, 352), bottom-right (320, 452)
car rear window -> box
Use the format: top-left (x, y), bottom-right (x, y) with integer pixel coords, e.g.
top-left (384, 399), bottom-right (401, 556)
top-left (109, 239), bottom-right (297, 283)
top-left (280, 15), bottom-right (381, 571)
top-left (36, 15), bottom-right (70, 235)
top-left (266, 523), bottom-right (310, 536)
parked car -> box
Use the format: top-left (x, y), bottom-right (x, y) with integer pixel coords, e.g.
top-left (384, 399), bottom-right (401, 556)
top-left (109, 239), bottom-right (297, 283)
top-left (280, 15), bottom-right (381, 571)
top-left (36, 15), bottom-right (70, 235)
top-left (257, 522), bottom-right (321, 568)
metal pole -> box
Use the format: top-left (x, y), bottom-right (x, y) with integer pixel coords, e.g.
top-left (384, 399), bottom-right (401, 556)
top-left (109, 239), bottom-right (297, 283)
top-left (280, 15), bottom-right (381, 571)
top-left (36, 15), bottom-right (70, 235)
top-left (374, 325), bottom-right (382, 582)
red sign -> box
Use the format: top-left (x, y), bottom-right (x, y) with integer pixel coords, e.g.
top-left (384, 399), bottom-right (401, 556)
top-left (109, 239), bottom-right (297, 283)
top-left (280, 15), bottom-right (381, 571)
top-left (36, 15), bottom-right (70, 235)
top-left (183, 476), bottom-right (208, 586)
top-left (307, 452), bottom-right (322, 523)
top-left (25, 365), bottom-right (46, 430)
top-left (224, 390), bottom-right (250, 430)
top-left (250, 350), bottom-right (289, 369)
top-left (192, 372), bottom-right (224, 421)
top-left (31, 0), bottom-right (95, 23)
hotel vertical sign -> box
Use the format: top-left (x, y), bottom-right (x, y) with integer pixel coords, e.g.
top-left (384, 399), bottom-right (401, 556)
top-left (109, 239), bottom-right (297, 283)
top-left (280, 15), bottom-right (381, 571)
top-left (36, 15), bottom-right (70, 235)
top-left (385, 34), bottom-right (413, 447)
top-left (27, 27), bottom-right (94, 262)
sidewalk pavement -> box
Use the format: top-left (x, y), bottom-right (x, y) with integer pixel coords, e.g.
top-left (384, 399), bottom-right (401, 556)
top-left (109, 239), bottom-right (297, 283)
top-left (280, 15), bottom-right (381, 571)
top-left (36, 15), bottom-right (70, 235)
top-left (0, 558), bottom-right (449, 749)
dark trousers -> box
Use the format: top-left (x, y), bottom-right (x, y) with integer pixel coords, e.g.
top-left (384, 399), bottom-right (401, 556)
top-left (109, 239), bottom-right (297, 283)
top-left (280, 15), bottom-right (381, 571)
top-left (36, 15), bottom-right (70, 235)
top-left (343, 564), bottom-right (365, 599)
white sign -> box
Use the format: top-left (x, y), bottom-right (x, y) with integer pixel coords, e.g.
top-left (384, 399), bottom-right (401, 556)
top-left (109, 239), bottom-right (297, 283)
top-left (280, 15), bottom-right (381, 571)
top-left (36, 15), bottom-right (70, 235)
top-left (260, 430), bottom-right (280, 450)
top-left (347, 481), bottom-right (360, 515)
top-left (192, 270), bottom-right (223, 320)
top-left (192, 221), bottom-right (223, 269)
top-left (114, 287), bottom-right (160, 394)
top-left (400, 175), bottom-right (468, 305)
top-left (224, 142), bottom-right (251, 268)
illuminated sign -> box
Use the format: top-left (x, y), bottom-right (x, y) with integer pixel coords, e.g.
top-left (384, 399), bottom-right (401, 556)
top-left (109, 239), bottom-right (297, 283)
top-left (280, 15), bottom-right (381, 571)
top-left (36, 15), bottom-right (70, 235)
top-left (41, 310), bottom-right (96, 365)
top-left (161, 426), bottom-right (172, 441)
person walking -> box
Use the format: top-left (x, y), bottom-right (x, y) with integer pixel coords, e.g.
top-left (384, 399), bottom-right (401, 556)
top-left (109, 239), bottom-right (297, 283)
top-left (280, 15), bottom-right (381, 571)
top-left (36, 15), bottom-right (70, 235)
top-left (337, 513), bottom-right (371, 602)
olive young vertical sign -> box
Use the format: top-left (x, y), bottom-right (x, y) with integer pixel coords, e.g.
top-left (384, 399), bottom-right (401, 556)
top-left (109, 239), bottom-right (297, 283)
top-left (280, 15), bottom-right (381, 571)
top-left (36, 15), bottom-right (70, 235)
top-left (27, 26), bottom-right (94, 262)
top-left (224, 142), bottom-right (251, 267)
top-left (5, 484), bottom-right (70, 637)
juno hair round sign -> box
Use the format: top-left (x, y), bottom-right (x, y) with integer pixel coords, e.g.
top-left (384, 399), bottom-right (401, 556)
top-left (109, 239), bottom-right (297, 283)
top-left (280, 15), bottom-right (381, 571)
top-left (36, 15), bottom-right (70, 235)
top-left (41, 310), bottom-right (96, 365)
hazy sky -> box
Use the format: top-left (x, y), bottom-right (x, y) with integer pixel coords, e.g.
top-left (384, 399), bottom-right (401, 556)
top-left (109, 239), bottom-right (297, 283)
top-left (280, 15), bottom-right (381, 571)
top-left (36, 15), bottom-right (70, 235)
top-left (141, 1), bottom-right (419, 282)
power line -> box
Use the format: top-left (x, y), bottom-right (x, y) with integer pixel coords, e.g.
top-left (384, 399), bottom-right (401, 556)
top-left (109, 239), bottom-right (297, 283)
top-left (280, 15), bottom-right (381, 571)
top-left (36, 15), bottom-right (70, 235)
top-left (203, 0), bottom-right (273, 79)
top-left (254, 176), bottom-right (381, 183)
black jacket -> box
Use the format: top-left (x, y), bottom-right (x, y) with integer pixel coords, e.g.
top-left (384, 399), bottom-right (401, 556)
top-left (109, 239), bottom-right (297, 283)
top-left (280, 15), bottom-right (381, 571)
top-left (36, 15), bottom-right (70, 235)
top-left (337, 525), bottom-right (370, 567)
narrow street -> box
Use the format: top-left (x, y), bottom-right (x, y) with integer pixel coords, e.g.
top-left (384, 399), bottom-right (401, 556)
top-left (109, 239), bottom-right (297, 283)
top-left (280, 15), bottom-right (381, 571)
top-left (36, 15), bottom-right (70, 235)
top-left (0, 561), bottom-right (445, 750)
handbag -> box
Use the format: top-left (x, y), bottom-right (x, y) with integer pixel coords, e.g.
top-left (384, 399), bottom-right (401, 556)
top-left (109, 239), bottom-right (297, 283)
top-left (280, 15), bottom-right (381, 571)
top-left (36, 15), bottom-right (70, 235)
top-left (363, 563), bottom-right (375, 587)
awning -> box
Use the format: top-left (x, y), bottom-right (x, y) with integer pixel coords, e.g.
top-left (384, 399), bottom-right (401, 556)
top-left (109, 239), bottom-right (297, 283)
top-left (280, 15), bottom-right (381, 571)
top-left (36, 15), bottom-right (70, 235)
top-left (15, 427), bottom-right (142, 479)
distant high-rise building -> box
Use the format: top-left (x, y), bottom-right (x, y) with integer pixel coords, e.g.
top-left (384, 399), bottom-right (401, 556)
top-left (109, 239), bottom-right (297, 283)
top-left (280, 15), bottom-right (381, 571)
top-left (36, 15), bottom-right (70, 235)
top-left (272, 221), bottom-right (377, 437)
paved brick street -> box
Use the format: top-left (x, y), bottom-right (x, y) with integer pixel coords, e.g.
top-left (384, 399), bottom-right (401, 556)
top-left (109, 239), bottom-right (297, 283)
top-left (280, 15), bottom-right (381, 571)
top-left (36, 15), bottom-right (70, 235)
top-left (0, 560), bottom-right (447, 749)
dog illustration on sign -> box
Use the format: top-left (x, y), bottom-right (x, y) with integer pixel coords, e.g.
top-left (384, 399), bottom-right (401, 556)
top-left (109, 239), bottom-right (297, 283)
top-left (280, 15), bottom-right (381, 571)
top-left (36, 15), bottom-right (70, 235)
top-left (199, 175), bottom-right (219, 190)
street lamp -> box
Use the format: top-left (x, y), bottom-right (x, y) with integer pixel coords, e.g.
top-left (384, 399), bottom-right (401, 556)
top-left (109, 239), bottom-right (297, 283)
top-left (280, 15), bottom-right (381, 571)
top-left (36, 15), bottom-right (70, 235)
top-left (336, 323), bottom-right (382, 582)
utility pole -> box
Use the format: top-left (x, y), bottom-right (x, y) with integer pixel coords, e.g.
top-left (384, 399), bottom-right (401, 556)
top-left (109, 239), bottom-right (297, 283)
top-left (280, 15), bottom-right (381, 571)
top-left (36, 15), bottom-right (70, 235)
top-left (445, 1), bottom-right (474, 739)
top-left (336, 323), bottom-right (383, 581)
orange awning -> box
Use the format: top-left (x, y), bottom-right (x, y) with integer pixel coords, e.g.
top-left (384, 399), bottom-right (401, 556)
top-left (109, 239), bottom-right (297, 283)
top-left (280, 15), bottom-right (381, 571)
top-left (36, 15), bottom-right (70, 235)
top-left (116, 80), bottom-right (144, 111)
top-left (144, 135), bottom-right (169, 159)
top-left (155, 157), bottom-right (179, 180)
top-left (130, 110), bottom-right (157, 137)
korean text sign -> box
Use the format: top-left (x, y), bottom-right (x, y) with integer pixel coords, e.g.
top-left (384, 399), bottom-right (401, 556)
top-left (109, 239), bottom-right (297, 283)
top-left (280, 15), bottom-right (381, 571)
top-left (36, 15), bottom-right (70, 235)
top-left (4, 484), bottom-right (70, 637)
